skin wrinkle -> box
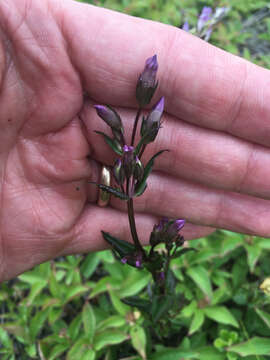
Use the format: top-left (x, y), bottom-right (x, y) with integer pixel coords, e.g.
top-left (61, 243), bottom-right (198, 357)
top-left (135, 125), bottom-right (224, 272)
top-left (225, 61), bottom-right (248, 134)
top-left (235, 142), bottom-right (255, 193)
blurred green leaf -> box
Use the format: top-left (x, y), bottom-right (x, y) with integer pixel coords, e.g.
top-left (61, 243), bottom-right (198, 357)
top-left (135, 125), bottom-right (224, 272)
top-left (82, 302), bottom-right (96, 342)
top-left (81, 254), bottom-right (100, 279)
top-left (93, 330), bottom-right (127, 351)
top-left (97, 315), bottom-right (126, 332)
top-left (29, 307), bottom-right (51, 339)
top-left (204, 306), bottom-right (239, 328)
top-left (130, 325), bottom-right (147, 359)
top-left (228, 337), bottom-right (270, 356)
top-left (189, 309), bottom-right (205, 335)
top-left (255, 308), bottom-right (270, 329)
top-left (186, 266), bottom-right (213, 300)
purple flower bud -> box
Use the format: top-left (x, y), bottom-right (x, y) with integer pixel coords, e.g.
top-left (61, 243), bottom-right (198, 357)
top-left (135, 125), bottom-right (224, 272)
top-left (154, 217), bottom-right (169, 232)
top-left (168, 219), bottom-right (185, 237)
top-left (122, 145), bottom-right (135, 178)
top-left (197, 6), bottom-right (212, 32)
top-left (141, 97), bottom-right (164, 144)
top-left (159, 271), bottom-right (165, 281)
top-left (121, 257), bottom-right (127, 264)
top-left (94, 105), bottom-right (123, 131)
top-left (136, 55), bottom-right (158, 107)
top-left (135, 260), bottom-right (141, 268)
top-left (182, 21), bottom-right (189, 32)
top-left (113, 159), bottom-right (125, 186)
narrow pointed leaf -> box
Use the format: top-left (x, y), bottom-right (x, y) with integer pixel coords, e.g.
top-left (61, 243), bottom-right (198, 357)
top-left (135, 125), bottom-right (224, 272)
top-left (102, 231), bottom-right (135, 258)
top-left (135, 150), bottom-right (168, 196)
top-left (95, 130), bottom-right (123, 155)
top-left (88, 182), bottom-right (129, 200)
top-left (122, 296), bottom-right (151, 312)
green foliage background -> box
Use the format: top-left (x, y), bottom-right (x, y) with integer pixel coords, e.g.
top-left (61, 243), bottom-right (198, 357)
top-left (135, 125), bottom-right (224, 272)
top-left (1, 0), bottom-right (270, 359)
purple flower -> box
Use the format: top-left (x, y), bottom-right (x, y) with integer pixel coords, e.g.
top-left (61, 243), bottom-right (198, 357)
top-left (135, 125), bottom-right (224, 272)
top-left (121, 257), bottom-right (128, 264)
top-left (136, 55), bottom-right (159, 106)
top-left (197, 6), bottom-right (212, 32)
top-left (94, 105), bottom-right (123, 131)
top-left (182, 21), bottom-right (189, 32)
top-left (141, 96), bottom-right (165, 144)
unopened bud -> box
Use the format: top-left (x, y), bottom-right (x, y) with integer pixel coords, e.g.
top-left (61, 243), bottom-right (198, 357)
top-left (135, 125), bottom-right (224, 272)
top-left (113, 159), bottom-right (125, 186)
top-left (168, 219), bottom-right (185, 237)
top-left (136, 55), bottom-right (158, 107)
top-left (134, 156), bottom-right (144, 182)
top-left (141, 97), bottom-right (164, 144)
top-left (94, 105), bottom-right (123, 132)
top-left (122, 145), bottom-right (135, 178)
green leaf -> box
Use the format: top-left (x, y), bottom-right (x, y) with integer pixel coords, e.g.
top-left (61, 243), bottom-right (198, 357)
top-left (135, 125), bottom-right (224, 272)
top-left (255, 308), bottom-right (270, 329)
top-left (109, 291), bottom-right (130, 316)
top-left (82, 302), bottom-right (96, 343)
top-left (48, 343), bottom-right (69, 360)
top-left (122, 296), bottom-right (151, 312)
top-left (81, 254), bottom-right (100, 279)
top-left (66, 336), bottom-right (88, 360)
top-left (151, 294), bottom-right (174, 323)
top-left (245, 244), bottom-right (261, 273)
top-left (97, 315), bottom-right (126, 332)
top-left (204, 306), bottom-right (239, 328)
top-left (149, 348), bottom-right (199, 360)
top-left (130, 325), bottom-right (147, 359)
top-left (189, 309), bottom-right (205, 335)
top-left (118, 270), bottom-right (151, 298)
top-left (135, 149), bottom-right (168, 196)
top-left (93, 330), bottom-right (127, 351)
top-left (67, 314), bottom-right (82, 341)
top-left (186, 266), bottom-right (213, 300)
top-left (102, 231), bottom-right (135, 258)
top-left (88, 182), bottom-right (129, 200)
top-left (228, 337), bottom-right (270, 356)
top-left (94, 130), bottom-right (122, 155)
top-left (63, 285), bottom-right (88, 304)
top-left (29, 307), bottom-right (50, 340)
top-left (81, 349), bottom-right (96, 360)
top-left (0, 327), bottom-right (12, 349)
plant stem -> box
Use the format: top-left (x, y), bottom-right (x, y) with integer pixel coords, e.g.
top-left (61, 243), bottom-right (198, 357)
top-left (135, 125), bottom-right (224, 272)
top-left (131, 108), bottom-right (142, 146)
top-left (139, 144), bottom-right (146, 159)
top-left (126, 178), bottom-right (145, 257)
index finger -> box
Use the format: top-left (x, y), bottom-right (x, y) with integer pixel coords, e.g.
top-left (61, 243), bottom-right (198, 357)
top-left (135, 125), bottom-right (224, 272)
top-left (62, 1), bottom-right (270, 146)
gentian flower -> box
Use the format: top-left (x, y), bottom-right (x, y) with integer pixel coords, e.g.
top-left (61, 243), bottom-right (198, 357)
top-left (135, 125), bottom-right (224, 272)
top-left (136, 54), bottom-right (158, 107)
top-left (182, 21), bottom-right (189, 32)
top-left (197, 6), bottom-right (212, 32)
top-left (94, 105), bottom-right (123, 132)
top-left (141, 96), bottom-right (164, 144)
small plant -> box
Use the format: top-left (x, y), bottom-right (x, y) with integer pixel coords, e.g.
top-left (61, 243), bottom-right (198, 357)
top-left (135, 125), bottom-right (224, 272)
top-left (91, 55), bottom-right (194, 333)
top-left (182, 6), bottom-right (230, 42)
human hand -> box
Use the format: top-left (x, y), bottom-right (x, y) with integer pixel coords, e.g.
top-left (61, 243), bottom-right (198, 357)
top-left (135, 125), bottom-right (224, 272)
top-left (0, 0), bottom-right (269, 281)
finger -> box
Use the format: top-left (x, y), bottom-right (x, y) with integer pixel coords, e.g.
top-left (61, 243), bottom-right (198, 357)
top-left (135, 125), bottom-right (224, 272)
top-left (82, 102), bottom-right (270, 200)
top-left (62, 204), bottom-right (215, 256)
top-left (106, 171), bottom-right (270, 238)
top-left (62, 2), bottom-right (270, 146)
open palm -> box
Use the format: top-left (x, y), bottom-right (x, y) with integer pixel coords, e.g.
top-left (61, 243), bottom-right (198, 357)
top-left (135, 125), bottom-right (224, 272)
top-left (1, 0), bottom-right (270, 281)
